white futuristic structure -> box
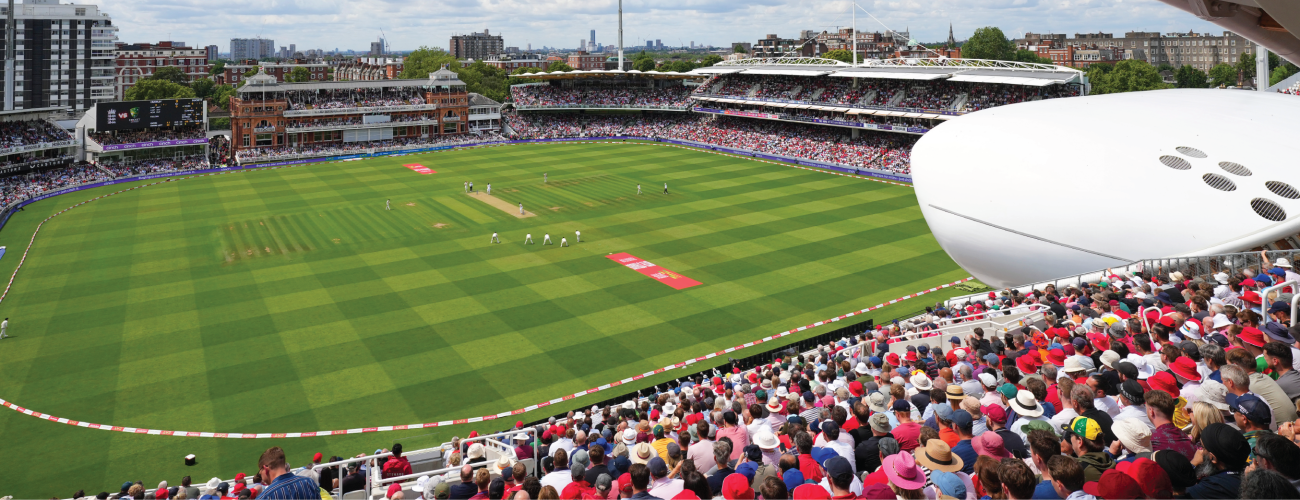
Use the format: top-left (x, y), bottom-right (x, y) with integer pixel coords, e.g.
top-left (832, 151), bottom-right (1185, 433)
top-left (912, 89), bottom-right (1300, 288)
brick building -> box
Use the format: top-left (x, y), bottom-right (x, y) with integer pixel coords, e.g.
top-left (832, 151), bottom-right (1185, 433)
top-left (334, 57), bottom-right (404, 81)
top-left (230, 67), bottom-right (468, 155)
top-left (483, 55), bottom-right (548, 72)
top-left (114, 41), bottom-right (210, 99)
top-left (1017, 30), bottom-right (1255, 73)
top-left (450, 29), bottom-right (504, 61)
top-left (216, 60), bottom-right (331, 86)
top-left (566, 51), bottom-right (605, 71)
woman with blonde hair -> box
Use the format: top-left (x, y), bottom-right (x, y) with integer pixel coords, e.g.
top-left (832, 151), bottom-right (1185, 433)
top-left (1188, 400), bottom-right (1225, 443)
top-left (536, 485), bottom-right (559, 500)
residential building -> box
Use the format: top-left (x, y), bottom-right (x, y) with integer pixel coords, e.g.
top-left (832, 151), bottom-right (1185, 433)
top-left (1016, 30), bottom-right (1254, 73)
top-left (370, 41), bottom-right (383, 56)
top-left (0, 0), bottom-right (119, 111)
top-left (450, 29), bottom-right (504, 61)
top-left (333, 57), bottom-right (404, 81)
top-left (206, 44), bottom-right (218, 61)
top-left (483, 55), bottom-right (547, 72)
top-left (215, 60), bottom-right (331, 85)
top-left (114, 41), bottom-right (211, 99)
top-left (230, 37), bottom-right (275, 60)
top-left (566, 51), bottom-right (604, 71)
top-left (753, 34), bottom-right (815, 58)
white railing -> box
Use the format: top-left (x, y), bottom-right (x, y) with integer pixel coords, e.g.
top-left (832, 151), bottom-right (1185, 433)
top-left (285, 119), bottom-right (439, 133)
top-left (367, 429), bottom-right (536, 500)
top-left (514, 104), bottom-right (691, 111)
top-left (0, 139), bottom-right (75, 155)
top-left (283, 104), bottom-right (438, 117)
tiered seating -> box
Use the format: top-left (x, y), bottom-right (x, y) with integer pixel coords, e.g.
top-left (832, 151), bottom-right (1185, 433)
top-left (701, 74), bottom-right (1080, 112)
top-left (0, 119), bottom-right (72, 149)
top-left (285, 88), bottom-right (427, 110)
top-left (510, 85), bottom-right (691, 108)
top-left (89, 126), bottom-right (206, 146)
top-left (235, 136), bottom-right (492, 163)
top-left (0, 163), bottom-right (112, 208)
top-left (97, 156), bottom-right (209, 178)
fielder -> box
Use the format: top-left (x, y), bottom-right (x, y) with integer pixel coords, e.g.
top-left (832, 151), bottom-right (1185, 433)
top-left (519, 203), bottom-right (524, 215)
top-left (487, 184), bottom-right (492, 195)
top-left (543, 234), bottom-right (552, 245)
top-left (637, 184), bottom-right (641, 195)
top-left (560, 237), bottom-right (569, 247)
top-left (1, 318), bottom-right (8, 339)
top-left (544, 173), bottom-right (548, 183)
top-left (491, 232), bottom-right (500, 244)
top-left (464, 181), bottom-right (468, 193)
top-left (525, 234), bottom-right (534, 244)
top-left (575, 230), bottom-right (581, 243)
top-left (385, 199), bottom-right (391, 211)
top-left (663, 183), bottom-right (668, 194)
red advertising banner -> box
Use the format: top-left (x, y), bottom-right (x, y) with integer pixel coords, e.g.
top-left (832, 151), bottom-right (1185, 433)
top-left (606, 252), bottom-right (702, 290)
top-left (404, 164), bottom-right (435, 174)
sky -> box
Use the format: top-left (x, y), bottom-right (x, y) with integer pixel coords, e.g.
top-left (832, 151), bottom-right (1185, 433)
top-left (91, 0), bottom-right (1222, 53)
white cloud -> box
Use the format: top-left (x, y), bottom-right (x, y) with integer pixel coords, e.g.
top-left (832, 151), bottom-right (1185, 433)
top-left (88, 0), bottom-right (1221, 53)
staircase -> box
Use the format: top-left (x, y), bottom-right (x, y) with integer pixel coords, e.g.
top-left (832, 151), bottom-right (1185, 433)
top-left (809, 88), bottom-right (825, 101)
top-left (949, 93), bottom-right (969, 111)
top-left (858, 90), bottom-right (878, 106)
top-left (887, 90), bottom-right (906, 107)
top-left (787, 85), bottom-right (803, 100)
top-left (746, 84), bottom-right (761, 98)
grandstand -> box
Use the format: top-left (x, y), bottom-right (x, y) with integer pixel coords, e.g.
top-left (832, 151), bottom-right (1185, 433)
top-left (230, 67), bottom-right (503, 163)
top-left (509, 70), bottom-right (697, 111)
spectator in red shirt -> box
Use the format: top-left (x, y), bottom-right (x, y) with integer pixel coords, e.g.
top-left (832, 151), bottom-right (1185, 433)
top-left (794, 431), bottom-right (825, 484)
top-left (381, 443), bottom-right (412, 479)
top-left (891, 399), bottom-right (923, 452)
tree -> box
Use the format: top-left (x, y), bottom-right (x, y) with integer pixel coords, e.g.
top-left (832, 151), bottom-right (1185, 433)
top-left (699, 55), bottom-right (723, 67)
top-left (190, 77), bottom-right (217, 98)
top-left (733, 44), bottom-right (748, 54)
top-left (285, 66), bottom-right (311, 83)
top-left (545, 61), bottom-right (574, 72)
top-left (1174, 64), bottom-right (1208, 88)
top-left (1011, 49), bottom-right (1052, 65)
top-left (1271, 62), bottom-right (1299, 86)
top-left (633, 58), bottom-right (656, 72)
top-left (1208, 63), bottom-right (1237, 87)
top-left (148, 66), bottom-right (190, 85)
top-left (458, 60), bottom-right (510, 102)
top-left (823, 49), bottom-right (854, 64)
top-left (1156, 63), bottom-right (1174, 74)
top-left (1088, 60), bottom-right (1167, 94)
top-left (399, 46), bottom-right (461, 79)
top-left (209, 61), bottom-right (226, 76)
top-left (125, 79), bottom-right (196, 100)
top-left (243, 67), bottom-right (259, 78)
top-left (210, 84), bottom-right (237, 110)
top-left (962, 27), bottom-right (1014, 61)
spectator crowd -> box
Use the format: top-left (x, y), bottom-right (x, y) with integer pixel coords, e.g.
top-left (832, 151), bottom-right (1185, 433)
top-left (286, 88), bottom-right (428, 111)
top-left (0, 119), bottom-right (73, 149)
top-left (512, 85), bottom-right (692, 108)
top-left (695, 74), bottom-right (1080, 113)
top-left (90, 126), bottom-right (206, 146)
top-left (235, 136), bottom-right (493, 162)
top-left (59, 256), bottom-right (1300, 499)
top-left (505, 114), bottom-right (913, 174)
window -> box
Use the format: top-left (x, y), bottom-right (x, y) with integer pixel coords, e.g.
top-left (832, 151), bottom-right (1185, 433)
top-left (242, 134), bottom-right (250, 146)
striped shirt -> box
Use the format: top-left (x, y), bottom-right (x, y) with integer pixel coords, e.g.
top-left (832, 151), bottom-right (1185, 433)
top-left (259, 472), bottom-right (321, 500)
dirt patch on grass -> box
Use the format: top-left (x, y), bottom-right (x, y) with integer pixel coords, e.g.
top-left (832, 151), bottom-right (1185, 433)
top-left (432, 223), bottom-right (450, 229)
top-left (405, 202), bottom-right (416, 207)
top-left (549, 206), bottom-right (563, 211)
top-left (466, 192), bottom-right (536, 218)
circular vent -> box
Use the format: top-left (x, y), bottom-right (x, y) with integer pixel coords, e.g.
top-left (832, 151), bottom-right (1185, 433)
top-left (1176, 146), bottom-right (1208, 158)
top-left (1159, 155), bottom-right (1191, 170)
top-left (1202, 173), bottom-right (1236, 191)
top-left (1267, 181), bottom-right (1300, 200)
top-left (1218, 161), bottom-right (1252, 176)
top-left (1251, 198), bottom-right (1287, 222)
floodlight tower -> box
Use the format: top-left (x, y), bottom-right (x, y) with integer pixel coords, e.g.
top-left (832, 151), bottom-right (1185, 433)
top-left (618, 0), bottom-right (624, 71)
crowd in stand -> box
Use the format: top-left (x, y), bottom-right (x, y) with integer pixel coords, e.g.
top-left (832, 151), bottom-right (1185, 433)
top-left (52, 256), bottom-right (1300, 499)
top-left (97, 156), bottom-right (209, 178)
top-left (696, 74), bottom-right (1080, 113)
top-left (90, 126), bottom-right (206, 146)
top-left (511, 85), bottom-right (692, 108)
top-left (0, 119), bottom-right (73, 149)
top-left (0, 163), bottom-right (112, 208)
top-left (286, 89), bottom-right (427, 110)
top-left (286, 115), bottom-right (437, 129)
top-left (505, 114), bottom-right (913, 174)
top-left (1279, 83), bottom-right (1300, 96)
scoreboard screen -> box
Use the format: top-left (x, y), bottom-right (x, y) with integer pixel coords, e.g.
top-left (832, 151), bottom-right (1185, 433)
top-left (97, 98), bottom-right (205, 131)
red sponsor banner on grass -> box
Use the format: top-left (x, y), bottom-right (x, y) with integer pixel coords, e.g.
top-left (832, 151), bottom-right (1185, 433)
top-left (606, 253), bottom-right (702, 290)
top-left (404, 164), bottom-right (435, 174)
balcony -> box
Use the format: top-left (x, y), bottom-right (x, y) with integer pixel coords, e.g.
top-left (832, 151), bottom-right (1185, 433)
top-left (282, 103), bottom-right (438, 118)
top-left (285, 119), bottom-right (439, 133)
top-left (513, 104), bottom-right (690, 112)
top-left (253, 126), bottom-right (277, 133)
top-left (442, 116), bottom-right (461, 122)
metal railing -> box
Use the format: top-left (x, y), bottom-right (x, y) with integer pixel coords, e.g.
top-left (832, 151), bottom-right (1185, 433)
top-left (943, 249), bottom-right (1300, 308)
top-left (514, 104), bottom-right (691, 111)
top-left (692, 93), bottom-right (963, 116)
top-left (0, 139), bottom-right (75, 155)
top-left (284, 104), bottom-right (438, 117)
top-left (285, 119), bottom-right (439, 133)
top-left (368, 429), bottom-right (536, 498)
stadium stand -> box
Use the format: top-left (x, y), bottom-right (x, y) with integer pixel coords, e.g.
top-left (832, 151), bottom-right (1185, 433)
top-left (0, 119), bottom-right (73, 149)
top-left (504, 114), bottom-right (914, 174)
top-left (0, 163), bottom-right (113, 208)
top-left (89, 126), bottom-right (206, 146)
top-left (511, 85), bottom-right (692, 109)
top-left (208, 135), bottom-right (231, 166)
top-left (60, 252), bottom-right (1300, 499)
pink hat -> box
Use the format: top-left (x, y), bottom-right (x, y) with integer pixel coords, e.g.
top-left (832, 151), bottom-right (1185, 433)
top-left (972, 431), bottom-right (1011, 459)
top-left (882, 451), bottom-right (927, 490)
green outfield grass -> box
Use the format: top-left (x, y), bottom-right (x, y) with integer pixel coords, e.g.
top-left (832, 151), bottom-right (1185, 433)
top-left (0, 141), bottom-right (971, 496)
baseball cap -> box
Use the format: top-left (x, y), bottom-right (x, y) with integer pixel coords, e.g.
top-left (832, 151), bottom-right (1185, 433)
top-left (950, 409), bottom-right (973, 430)
top-left (1230, 393), bottom-right (1272, 426)
top-left (1062, 416), bottom-right (1103, 441)
top-left (892, 400), bottom-right (910, 412)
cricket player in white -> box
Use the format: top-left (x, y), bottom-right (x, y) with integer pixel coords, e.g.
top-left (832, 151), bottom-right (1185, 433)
top-left (560, 237), bottom-right (568, 247)
top-left (487, 184), bottom-right (492, 195)
top-left (575, 231), bottom-right (581, 243)
top-left (525, 234), bottom-right (534, 244)
top-left (544, 173), bottom-right (548, 183)
top-left (464, 181), bottom-right (468, 193)
top-left (491, 232), bottom-right (500, 244)
top-left (386, 199), bottom-right (391, 210)
top-left (519, 203), bottom-right (524, 215)
top-left (637, 184), bottom-right (641, 195)
top-left (543, 234), bottom-right (552, 245)
top-left (1, 318), bottom-right (8, 339)
top-left (663, 183), bottom-right (668, 194)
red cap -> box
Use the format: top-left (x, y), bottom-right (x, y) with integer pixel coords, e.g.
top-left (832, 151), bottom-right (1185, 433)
top-left (1046, 349), bottom-right (1066, 367)
top-left (1241, 326), bottom-right (1266, 347)
top-left (1242, 290), bottom-right (1262, 304)
top-left (792, 484), bottom-right (833, 499)
top-left (313, 452), bottom-right (323, 462)
top-left (1083, 469), bottom-right (1144, 499)
top-left (886, 353), bottom-right (901, 367)
top-left (1159, 316), bottom-right (1176, 328)
top-left (235, 473), bottom-right (246, 481)
top-left (905, 352), bottom-right (918, 362)
top-left (1148, 371), bottom-right (1179, 396)
top-left (468, 430), bottom-right (479, 438)
top-left (1243, 278), bottom-right (1258, 288)
top-left (982, 404), bottom-right (1007, 424)
top-left (516, 421), bottom-right (524, 428)
top-left (1170, 357), bottom-right (1202, 381)
top-left (156, 488), bottom-right (169, 500)
top-left (712, 376), bottom-right (723, 386)
top-left (1129, 458), bottom-right (1174, 499)
top-left (722, 472), bottom-right (755, 499)
top-left (387, 483), bottom-right (403, 499)
top-left (849, 381), bottom-right (864, 397)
